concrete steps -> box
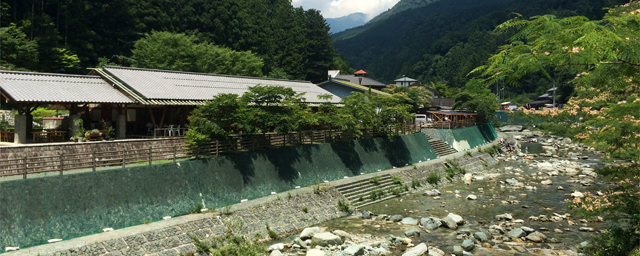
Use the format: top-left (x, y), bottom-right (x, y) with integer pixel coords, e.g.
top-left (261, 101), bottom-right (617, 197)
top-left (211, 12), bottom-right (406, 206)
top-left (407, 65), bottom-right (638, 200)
top-left (335, 174), bottom-right (408, 208)
top-left (424, 134), bottom-right (457, 157)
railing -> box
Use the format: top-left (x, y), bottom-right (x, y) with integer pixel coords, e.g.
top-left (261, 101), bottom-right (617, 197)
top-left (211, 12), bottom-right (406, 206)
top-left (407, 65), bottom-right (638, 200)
top-left (429, 120), bottom-right (476, 129)
top-left (0, 130), bottom-right (14, 142)
top-left (0, 123), bottom-right (429, 178)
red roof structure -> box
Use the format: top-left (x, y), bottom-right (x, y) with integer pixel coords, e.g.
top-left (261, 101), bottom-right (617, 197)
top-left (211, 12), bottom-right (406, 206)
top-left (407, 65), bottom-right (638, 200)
top-left (354, 70), bottom-right (367, 75)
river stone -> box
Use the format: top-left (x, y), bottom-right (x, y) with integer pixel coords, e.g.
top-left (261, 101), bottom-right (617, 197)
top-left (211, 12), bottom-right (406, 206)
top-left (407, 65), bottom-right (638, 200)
top-left (332, 230), bottom-right (351, 241)
top-left (466, 194), bottom-right (477, 200)
top-left (541, 180), bottom-right (553, 185)
top-left (300, 227), bottom-right (322, 239)
top-left (343, 244), bottom-right (365, 256)
top-left (424, 189), bottom-right (441, 196)
top-left (361, 210), bottom-right (371, 219)
top-left (441, 216), bottom-right (458, 230)
top-left (402, 243), bottom-right (428, 256)
top-left (453, 245), bottom-right (464, 256)
top-left (402, 217), bottom-right (419, 225)
top-left (499, 125), bottom-right (523, 132)
top-left (571, 191), bottom-right (585, 198)
top-left (461, 239), bottom-right (475, 251)
top-left (508, 228), bottom-right (526, 238)
top-left (390, 215), bottom-right (404, 222)
top-left (270, 250), bottom-right (283, 256)
top-left (404, 229), bottom-right (420, 237)
top-left (464, 173), bottom-right (473, 185)
top-left (428, 246), bottom-right (445, 256)
top-left (311, 232), bottom-right (342, 246)
top-left (306, 249), bottom-right (325, 256)
top-left (526, 231), bottom-right (547, 242)
top-left (447, 213), bottom-right (464, 224)
top-left (421, 217), bottom-right (442, 230)
top-left (579, 227), bottom-right (595, 232)
top-left (474, 232), bottom-right (489, 242)
top-left (293, 238), bottom-right (306, 248)
top-left (495, 213), bottom-right (513, 221)
top-left (521, 226), bottom-right (535, 233)
top-left (268, 243), bottom-right (285, 251)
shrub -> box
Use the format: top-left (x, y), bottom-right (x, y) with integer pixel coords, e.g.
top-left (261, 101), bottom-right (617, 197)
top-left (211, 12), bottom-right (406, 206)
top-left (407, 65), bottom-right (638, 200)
top-left (482, 161), bottom-right (488, 167)
top-left (370, 176), bottom-right (381, 185)
top-left (413, 165), bottom-right (417, 169)
top-left (192, 202), bottom-right (204, 213)
top-left (426, 171), bottom-right (440, 185)
top-left (391, 176), bottom-right (402, 184)
top-left (458, 167), bottom-right (467, 175)
top-left (464, 151), bottom-right (472, 157)
top-left (445, 167), bottom-right (456, 178)
top-left (337, 200), bottom-right (352, 213)
top-left (267, 229), bottom-right (278, 239)
top-left (411, 178), bottom-right (421, 189)
top-left (302, 206), bottom-right (308, 213)
top-left (369, 189), bottom-right (385, 200)
top-left (390, 187), bottom-right (403, 196)
top-left (477, 146), bottom-right (482, 152)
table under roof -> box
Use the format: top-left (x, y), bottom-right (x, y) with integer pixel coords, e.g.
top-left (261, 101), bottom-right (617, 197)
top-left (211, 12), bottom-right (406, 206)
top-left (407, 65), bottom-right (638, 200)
top-left (426, 110), bottom-right (477, 129)
top-left (97, 66), bottom-right (341, 105)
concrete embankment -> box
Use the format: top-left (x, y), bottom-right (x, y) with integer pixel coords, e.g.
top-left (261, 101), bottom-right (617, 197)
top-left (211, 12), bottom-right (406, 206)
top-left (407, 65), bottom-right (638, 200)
top-left (3, 144), bottom-right (499, 256)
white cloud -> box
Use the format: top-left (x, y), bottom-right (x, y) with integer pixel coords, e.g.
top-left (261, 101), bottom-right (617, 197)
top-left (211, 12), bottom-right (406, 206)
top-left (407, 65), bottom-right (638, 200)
top-left (292, 0), bottom-right (401, 20)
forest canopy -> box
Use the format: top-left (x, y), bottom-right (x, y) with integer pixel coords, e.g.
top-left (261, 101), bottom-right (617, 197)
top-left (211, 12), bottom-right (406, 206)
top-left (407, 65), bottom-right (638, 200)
top-left (1, 0), bottom-right (349, 82)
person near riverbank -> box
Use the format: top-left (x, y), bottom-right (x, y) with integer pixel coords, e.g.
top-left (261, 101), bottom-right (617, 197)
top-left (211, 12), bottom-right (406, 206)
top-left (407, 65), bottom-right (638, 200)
top-left (525, 146), bottom-right (528, 154)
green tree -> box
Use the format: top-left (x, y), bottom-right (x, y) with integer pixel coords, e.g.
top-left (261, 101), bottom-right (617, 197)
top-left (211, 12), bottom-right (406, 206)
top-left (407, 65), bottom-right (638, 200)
top-left (452, 79), bottom-right (499, 122)
top-left (131, 31), bottom-right (263, 76)
top-left (0, 23), bottom-right (38, 70)
top-left (472, 2), bottom-right (640, 254)
top-left (383, 84), bottom-right (433, 112)
top-left (240, 85), bottom-right (313, 134)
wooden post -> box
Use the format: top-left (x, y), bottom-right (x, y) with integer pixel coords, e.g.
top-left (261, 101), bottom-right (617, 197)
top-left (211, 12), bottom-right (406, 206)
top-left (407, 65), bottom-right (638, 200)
top-left (122, 149), bottom-right (126, 168)
top-left (92, 150), bottom-right (96, 171)
top-left (267, 134), bottom-right (271, 149)
top-left (215, 140), bottom-right (220, 157)
top-left (310, 131), bottom-right (314, 144)
top-left (283, 134), bottom-right (286, 147)
top-left (23, 156), bottom-right (28, 179)
top-left (173, 145), bottom-right (177, 163)
top-left (148, 147), bottom-right (152, 165)
top-left (59, 152), bottom-right (64, 175)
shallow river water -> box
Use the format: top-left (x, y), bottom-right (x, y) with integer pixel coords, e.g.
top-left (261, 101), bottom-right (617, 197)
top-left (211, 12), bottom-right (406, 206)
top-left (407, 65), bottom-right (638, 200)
top-left (317, 149), bottom-right (610, 255)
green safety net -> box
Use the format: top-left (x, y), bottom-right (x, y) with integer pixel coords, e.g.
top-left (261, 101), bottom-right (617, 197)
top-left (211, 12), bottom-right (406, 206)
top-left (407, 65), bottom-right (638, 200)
top-left (437, 124), bottom-right (497, 152)
top-left (0, 133), bottom-right (437, 251)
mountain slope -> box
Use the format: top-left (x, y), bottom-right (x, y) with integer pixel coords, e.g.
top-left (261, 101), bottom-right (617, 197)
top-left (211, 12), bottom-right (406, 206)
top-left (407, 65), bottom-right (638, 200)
top-left (333, 0), bottom-right (627, 86)
top-left (326, 13), bottom-right (367, 34)
top-left (368, 0), bottom-right (441, 24)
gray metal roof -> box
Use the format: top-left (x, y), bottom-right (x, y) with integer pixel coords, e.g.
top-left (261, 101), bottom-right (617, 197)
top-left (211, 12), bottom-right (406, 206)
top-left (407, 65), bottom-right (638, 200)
top-left (394, 76), bottom-right (417, 82)
top-left (334, 75), bottom-right (386, 87)
top-left (101, 66), bottom-right (341, 104)
top-left (0, 70), bottom-right (135, 103)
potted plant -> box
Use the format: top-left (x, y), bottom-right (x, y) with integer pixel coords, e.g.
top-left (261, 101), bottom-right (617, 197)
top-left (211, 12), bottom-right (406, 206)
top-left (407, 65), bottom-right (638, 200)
top-left (84, 131), bottom-right (91, 142)
top-left (74, 119), bottom-right (85, 142)
top-left (105, 127), bottom-right (115, 141)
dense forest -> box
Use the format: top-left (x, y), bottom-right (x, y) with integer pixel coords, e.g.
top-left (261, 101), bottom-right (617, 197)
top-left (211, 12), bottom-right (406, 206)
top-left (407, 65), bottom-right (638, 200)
top-left (0, 0), bottom-right (352, 83)
top-left (333, 0), bottom-right (629, 104)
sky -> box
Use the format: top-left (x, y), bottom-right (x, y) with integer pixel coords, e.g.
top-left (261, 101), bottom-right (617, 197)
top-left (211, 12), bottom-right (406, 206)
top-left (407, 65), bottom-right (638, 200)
top-left (291, 0), bottom-right (402, 20)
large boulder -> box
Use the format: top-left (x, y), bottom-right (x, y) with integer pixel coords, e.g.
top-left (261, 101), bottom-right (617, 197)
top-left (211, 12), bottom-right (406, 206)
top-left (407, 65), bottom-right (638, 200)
top-left (311, 232), bottom-right (342, 246)
top-left (343, 244), bottom-right (365, 256)
top-left (402, 217), bottom-right (419, 225)
top-left (452, 245), bottom-right (464, 256)
top-left (300, 227), bottom-right (322, 239)
top-left (461, 239), bottom-right (475, 251)
top-left (507, 228), bottom-right (526, 238)
top-left (390, 215), bottom-right (404, 222)
top-left (428, 246), bottom-right (445, 256)
top-left (270, 250), bottom-right (283, 256)
top-left (495, 213), bottom-right (513, 221)
top-left (404, 229), bottom-right (420, 237)
top-left (447, 213), bottom-right (464, 224)
top-left (474, 232), bottom-right (489, 242)
top-left (332, 230), bottom-right (351, 241)
top-left (268, 243), bottom-right (284, 251)
top-left (526, 231), bottom-right (547, 243)
top-left (402, 243), bottom-right (428, 256)
top-left (441, 216), bottom-right (458, 230)
top-left (421, 217), bottom-right (442, 230)
top-left (307, 249), bottom-right (326, 256)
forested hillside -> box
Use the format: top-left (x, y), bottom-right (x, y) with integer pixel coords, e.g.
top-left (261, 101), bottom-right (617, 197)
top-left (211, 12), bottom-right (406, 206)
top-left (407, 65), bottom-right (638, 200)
top-left (333, 0), bottom-right (629, 102)
top-left (0, 0), bottom-right (347, 82)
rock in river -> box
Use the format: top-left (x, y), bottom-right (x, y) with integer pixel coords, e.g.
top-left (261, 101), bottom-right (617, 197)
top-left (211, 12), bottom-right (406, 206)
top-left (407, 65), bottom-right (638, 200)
top-left (466, 195), bottom-right (477, 200)
top-left (508, 228), bottom-right (526, 238)
top-left (441, 216), bottom-right (458, 230)
top-left (474, 231), bottom-right (489, 242)
top-left (541, 179), bottom-right (553, 185)
top-left (307, 249), bottom-right (325, 256)
top-left (401, 217), bottom-right (419, 225)
top-left (447, 213), bottom-right (465, 224)
top-left (390, 215), bottom-right (404, 222)
top-left (421, 217), bottom-right (442, 230)
top-left (461, 239), bottom-right (475, 251)
top-left (343, 244), bottom-right (365, 256)
top-left (402, 243), bottom-right (428, 256)
top-left (495, 213), bottom-right (513, 221)
top-left (311, 232), bottom-right (342, 246)
top-left (526, 231), bottom-right (547, 242)
top-left (404, 229), bottom-right (420, 237)
top-left (300, 227), bottom-right (321, 239)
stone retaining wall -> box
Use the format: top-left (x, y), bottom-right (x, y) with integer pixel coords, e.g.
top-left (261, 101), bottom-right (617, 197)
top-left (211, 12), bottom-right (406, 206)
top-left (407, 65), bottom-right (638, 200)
top-left (36, 188), bottom-right (347, 256)
top-left (395, 151), bottom-right (498, 184)
top-left (0, 138), bottom-right (186, 159)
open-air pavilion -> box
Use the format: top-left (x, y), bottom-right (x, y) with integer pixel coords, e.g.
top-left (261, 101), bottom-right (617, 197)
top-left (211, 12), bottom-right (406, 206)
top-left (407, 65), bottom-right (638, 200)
top-left (425, 110), bottom-right (477, 128)
top-left (0, 66), bottom-right (342, 144)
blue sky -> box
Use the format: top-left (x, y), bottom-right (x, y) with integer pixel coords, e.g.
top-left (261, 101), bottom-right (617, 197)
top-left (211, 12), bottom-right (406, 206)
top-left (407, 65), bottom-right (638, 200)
top-left (291, 0), bottom-right (401, 20)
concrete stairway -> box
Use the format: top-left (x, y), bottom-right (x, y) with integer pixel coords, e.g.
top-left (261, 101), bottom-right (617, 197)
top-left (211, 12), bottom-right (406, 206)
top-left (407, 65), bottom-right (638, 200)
top-left (335, 174), bottom-right (409, 208)
top-left (424, 134), bottom-right (457, 157)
